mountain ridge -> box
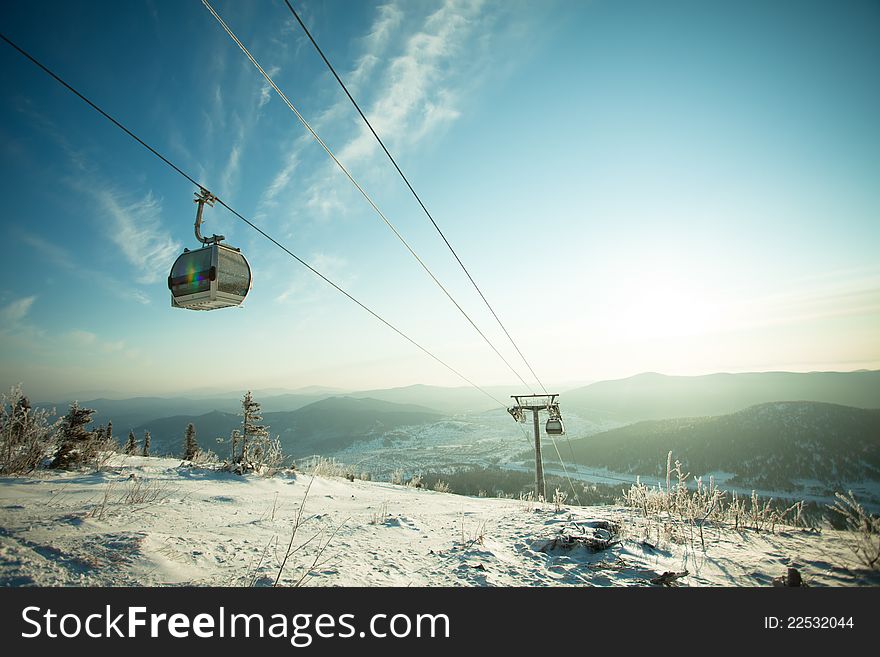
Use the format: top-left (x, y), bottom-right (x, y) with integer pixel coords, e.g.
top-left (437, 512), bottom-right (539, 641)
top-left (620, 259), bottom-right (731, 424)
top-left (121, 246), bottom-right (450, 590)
top-left (127, 396), bottom-right (444, 457)
top-left (564, 400), bottom-right (880, 490)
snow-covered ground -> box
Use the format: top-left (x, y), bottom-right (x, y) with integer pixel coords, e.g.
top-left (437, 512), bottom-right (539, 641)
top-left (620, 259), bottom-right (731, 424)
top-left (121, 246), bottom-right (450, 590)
top-left (1, 456), bottom-right (876, 587)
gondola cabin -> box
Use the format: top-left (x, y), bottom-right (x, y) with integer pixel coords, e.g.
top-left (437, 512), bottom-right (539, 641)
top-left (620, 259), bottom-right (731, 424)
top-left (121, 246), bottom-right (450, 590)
top-left (168, 243), bottom-right (252, 310)
top-left (545, 417), bottom-right (565, 435)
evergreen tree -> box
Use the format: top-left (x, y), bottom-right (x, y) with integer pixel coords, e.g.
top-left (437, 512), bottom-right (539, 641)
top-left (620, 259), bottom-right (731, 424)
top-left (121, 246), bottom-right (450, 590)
top-left (240, 391), bottom-right (268, 464)
top-left (183, 423), bottom-right (198, 460)
top-left (124, 430), bottom-right (137, 455)
top-left (105, 420), bottom-right (116, 451)
top-left (230, 429), bottom-right (240, 462)
top-left (51, 401), bottom-right (97, 468)
top-left (142, 430), bottom-right (151, 457)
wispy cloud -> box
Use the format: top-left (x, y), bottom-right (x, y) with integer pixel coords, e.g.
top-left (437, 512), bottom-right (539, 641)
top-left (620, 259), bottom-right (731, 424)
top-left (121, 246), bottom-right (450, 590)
top-left (12, 103), bottom-right (179, 293)
top-left (263, 152), bottom-right (300, 207)
top-left (15, 230), bottom-right (151, 305)
top-left (16, 231), bottom-right (77, 269)
top-left (65, 329), bottom-right (129, 355)
top-left (337, 0), bottom-right (482, 165)
top-left (276, 252), bottom-right (353, 304)
top-left (0, 296), bottom-right (36, 325)
top-left (347, 3), bottom-right (404, 88)
top-left (66, 329), bottom-right (97, 346)
top-left (259, 0), bottom-right (489, 222)
top-left (258, 65), bottom-right (282, 108)
top-left (219, 114), bottom-right (245, 199)
top-left (727, 269), bottom-right (880, 332)
top-left (304, 184), bottom-right (345, 218)
top-left (89, 187), bottom-right (181, 285)
top-left (0, 296), bottom-right (47, 358)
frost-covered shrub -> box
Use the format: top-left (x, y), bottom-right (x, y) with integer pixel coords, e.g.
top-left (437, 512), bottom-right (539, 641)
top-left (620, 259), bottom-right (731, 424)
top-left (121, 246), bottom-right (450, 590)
top-left (309, 457), bottom-right (354, 479)
top-left (120, 477), bottom-right (172, 505)
top-left (621, 451), bottom-right (807, 548)
top-left (0, 385), bottom-right (59, 474)
top-left (224, 435), bottom-right (286, 476)
top-left (830, 491), bottom-right (880, 570)
top-left (189, 448), bottom-right (219, 465)
top-left (553, 488), bottom-right (567, 512)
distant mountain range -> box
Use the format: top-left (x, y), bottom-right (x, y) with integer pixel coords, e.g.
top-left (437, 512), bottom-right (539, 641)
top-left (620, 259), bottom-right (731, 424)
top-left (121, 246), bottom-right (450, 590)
top-left (37, 392), bottom-right (338, 432)
top-left (564, 401), bottom-right (880, 490)
top-left (127, 397), bottom-right (444, 458)
top-left (561, 370), bottom-right (880, 421)
top-left (39, 370), bottom-right (880, 430)
top-left (35, 385), bottom-right (511, 429)
top-left (31, 370), bottom-right (880, 477)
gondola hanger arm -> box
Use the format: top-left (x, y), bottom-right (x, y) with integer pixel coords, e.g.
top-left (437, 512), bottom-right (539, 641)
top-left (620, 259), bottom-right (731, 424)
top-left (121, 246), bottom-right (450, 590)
top-left (194, 188), bottom-right (224, 245)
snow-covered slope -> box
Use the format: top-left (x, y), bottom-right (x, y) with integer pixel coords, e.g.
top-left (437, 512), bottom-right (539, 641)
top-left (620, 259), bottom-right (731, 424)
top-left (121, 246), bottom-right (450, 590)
top-left (0, 456), bottom-right (876, 587)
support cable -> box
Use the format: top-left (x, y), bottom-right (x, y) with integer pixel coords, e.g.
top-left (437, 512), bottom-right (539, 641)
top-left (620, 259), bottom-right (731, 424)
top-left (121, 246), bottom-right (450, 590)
top-left (202, 0), bottom-right (535, 393)
top-left (0, 30), bottom-right (517, 417)
top-left (284, 0), bottom-right (549, 394)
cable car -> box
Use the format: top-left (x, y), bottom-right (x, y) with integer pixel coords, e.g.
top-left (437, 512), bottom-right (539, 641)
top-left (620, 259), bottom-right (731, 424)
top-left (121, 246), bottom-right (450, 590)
top-left (545, 417), bottom-right (565, 435)
top-left (169, 243), bottom-right (251, 310)
top-left (168, 189), bottom-right (252, 310)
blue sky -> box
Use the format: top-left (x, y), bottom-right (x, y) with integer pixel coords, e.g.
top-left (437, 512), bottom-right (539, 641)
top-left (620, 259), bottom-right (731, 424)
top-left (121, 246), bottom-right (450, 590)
top-left (1, 0), bottom-right (878, 400)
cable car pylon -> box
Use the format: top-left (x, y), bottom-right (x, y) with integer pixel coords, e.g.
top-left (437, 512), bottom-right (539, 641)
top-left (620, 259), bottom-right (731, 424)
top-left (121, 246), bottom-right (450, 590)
top-left (508, 393), bottom-right (565, 501)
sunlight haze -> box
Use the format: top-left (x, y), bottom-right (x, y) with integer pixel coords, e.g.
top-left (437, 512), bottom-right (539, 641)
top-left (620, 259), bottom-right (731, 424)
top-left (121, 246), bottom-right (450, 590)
top-left (1, 0), bottom-right (878, 400)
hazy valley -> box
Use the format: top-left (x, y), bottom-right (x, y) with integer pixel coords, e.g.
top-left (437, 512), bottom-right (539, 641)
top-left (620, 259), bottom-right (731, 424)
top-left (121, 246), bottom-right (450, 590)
top-left (29, 370), bottom-right (880, 508)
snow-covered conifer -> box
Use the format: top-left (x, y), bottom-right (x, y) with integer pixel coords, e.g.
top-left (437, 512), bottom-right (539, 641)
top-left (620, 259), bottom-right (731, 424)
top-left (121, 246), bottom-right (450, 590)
top-left (184, 423), bottom-right (198, 460)
top-left (124, 430), bottom-right (137, 455)
top-left (51, 401), bottom-right (97, 468)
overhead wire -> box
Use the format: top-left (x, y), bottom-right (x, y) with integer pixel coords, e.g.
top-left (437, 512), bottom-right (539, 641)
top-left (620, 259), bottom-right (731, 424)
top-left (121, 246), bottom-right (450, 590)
top-left (0, 30), bottom-right (523, 423)
top-left (283, 0), bottom-right (550, 395)
top-left (279, 3), bottom-right (587, 499)
top-left (280, 2), bottom-right (589, 500)
top-left (201, 0), bottom-right (536, 394)
top-left (546, 432), bottom-right (582, 504)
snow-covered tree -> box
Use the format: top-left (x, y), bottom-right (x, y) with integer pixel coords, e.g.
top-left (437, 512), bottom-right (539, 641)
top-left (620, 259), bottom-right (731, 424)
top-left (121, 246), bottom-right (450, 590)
top-left (88, 423), bottom-right (118, 470)
top-left (183, 423), bottom-right (198, 460)
top-left (142, 430), bottom-right (151, 457)
top-left (51, 401), bottom-right (97, 468)
top-left (8, 393), bottom-right (32, 443)
top-left (231, 429), bottom-right (240, 461)
top-left (239, 391), bottom-right (268, 463)
top-left (105, 420), bottom-right (116, 451)
top-left (124, 430), bottom-right (137, 455)
top-left (220, 392), bottom-right (284, 474)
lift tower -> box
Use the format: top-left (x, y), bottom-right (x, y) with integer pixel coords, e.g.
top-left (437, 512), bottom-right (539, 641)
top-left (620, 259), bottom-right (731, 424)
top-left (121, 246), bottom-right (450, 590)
top-left (508, 394), bottom-right (564, 501)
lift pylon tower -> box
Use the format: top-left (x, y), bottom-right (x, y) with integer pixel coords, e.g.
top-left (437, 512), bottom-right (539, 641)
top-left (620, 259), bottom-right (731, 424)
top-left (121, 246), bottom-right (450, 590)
top-left (508, 394), bottom-right (563, 501)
